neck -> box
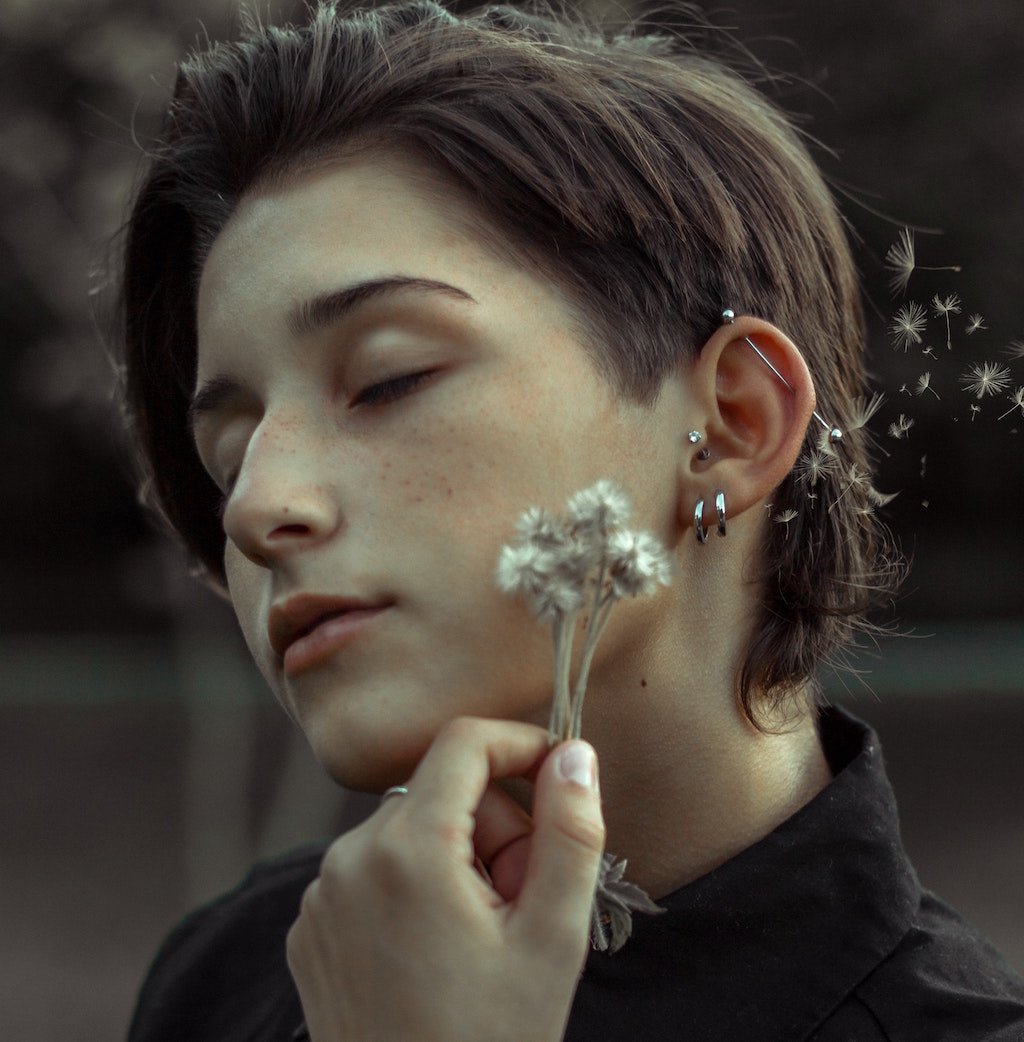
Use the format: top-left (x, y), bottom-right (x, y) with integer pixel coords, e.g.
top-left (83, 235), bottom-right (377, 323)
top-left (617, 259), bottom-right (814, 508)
top-left (579, 659), bottom-right (834, 899)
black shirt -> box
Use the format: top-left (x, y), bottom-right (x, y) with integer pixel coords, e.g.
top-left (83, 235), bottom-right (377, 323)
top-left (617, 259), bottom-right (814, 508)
top-left (128, 706), bottom-right (1024, 1041)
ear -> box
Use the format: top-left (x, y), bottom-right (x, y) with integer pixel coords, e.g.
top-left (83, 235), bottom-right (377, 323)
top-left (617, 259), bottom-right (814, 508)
top-left (682, 316), bottom-right (816, 526)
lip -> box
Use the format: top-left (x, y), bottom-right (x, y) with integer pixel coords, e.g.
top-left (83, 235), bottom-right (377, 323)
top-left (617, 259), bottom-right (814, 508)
top-left (268, 594), bottom-right (392, 674)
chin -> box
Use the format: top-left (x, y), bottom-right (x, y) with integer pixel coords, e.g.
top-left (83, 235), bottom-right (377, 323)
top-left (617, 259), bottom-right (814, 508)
top-left (301, 708), bottom-right (442, 794)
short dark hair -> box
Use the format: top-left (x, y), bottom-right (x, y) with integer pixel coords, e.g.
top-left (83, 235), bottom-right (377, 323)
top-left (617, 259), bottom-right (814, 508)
top-left (114, 0), bottom-right (899, 730)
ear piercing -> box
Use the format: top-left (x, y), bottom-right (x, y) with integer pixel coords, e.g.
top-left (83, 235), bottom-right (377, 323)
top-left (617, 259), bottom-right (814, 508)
top-left (688, 430), bottom-right (711, 461)
top-left (694, 490), bottom-right (727, 544)
top-left (721, 309), bottom-right (843, 444)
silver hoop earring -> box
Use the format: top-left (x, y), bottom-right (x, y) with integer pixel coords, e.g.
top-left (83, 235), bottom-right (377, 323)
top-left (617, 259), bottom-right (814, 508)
top-left (694, 498), bottom-right (708, 544)
top-left (715, 491), bottom-right (727, 537)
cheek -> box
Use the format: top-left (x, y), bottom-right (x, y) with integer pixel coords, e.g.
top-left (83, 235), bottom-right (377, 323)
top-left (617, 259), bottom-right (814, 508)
top-left (224, 546), bottom-right (266, 656)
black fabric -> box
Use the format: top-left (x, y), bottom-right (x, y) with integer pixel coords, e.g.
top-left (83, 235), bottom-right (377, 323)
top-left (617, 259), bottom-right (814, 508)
top-left (127, 706), bottom-right (1024, 1041)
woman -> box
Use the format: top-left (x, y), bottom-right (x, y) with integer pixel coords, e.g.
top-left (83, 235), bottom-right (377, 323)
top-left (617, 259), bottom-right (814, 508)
top-left (120, 2), bottom-right (1024, 1039)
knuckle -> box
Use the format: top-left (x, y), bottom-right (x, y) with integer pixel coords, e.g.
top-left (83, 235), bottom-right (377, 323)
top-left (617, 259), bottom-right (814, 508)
top-left (438, 714), bottom-right (483, 747)
top-left (556, 807), bottom-right (606, 855)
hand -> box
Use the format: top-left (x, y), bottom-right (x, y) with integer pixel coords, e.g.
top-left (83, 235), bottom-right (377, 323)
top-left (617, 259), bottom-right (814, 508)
top-left (285, 717), bottom-right (605, 1042)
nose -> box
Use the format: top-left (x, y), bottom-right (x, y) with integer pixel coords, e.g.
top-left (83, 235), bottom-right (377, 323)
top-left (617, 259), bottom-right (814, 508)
top-left (221, 420), bottom-right (341, 568)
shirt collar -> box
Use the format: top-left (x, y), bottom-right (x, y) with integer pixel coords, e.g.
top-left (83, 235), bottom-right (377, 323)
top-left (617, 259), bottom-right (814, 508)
top-left (577, 705), bottom-right (921, 1040)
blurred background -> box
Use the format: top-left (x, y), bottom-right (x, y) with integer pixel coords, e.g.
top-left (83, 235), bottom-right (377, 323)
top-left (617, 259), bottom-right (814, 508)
top-left (1, 0), bottom-right (1022, 1036)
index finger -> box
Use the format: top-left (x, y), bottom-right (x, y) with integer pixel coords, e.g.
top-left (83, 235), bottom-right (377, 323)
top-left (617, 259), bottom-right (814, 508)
top-left (402, 717), bottom-right (549, 837)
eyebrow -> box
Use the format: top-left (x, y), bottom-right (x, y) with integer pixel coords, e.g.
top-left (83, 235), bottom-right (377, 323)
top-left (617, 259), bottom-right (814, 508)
top-left (188, 275), bottom-right (477, 435)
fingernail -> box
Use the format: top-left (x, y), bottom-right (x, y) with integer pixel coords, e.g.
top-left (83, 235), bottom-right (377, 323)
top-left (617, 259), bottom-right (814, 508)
top-left (557, 741), bottom-right (597, 789)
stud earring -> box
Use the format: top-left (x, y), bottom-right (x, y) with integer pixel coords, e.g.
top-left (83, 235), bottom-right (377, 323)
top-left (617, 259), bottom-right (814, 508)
top-left (687, 430), bottom-right (703, 444)
top-left (697, 447), bottom-right (710, 461)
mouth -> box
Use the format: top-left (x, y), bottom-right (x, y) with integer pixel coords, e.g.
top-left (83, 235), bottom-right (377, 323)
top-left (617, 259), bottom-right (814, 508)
top-left (268, 593), bottom-right (393, 662)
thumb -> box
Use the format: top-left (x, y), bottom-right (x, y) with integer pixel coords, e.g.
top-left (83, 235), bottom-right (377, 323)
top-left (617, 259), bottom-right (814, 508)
top-left (514, 740), bottom-right (605, 957)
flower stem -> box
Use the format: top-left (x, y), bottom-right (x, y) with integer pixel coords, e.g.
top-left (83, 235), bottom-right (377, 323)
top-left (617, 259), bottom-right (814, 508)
top-left (550, 611), bottom-right (575, 744)
top-left (569, 590), bottom-right (616, 738)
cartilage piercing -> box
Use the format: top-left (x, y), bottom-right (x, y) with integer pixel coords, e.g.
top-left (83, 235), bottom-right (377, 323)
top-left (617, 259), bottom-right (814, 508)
top-left (721, 309), bottom-right (843, 444)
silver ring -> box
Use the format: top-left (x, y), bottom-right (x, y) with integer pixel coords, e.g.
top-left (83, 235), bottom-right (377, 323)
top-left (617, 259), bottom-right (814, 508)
top-left (381, 785), bottom-right (409, 802)
top-left (694, 498), bottom-right (708, 544)
top-left (715, 491), bottom-right (727, 537)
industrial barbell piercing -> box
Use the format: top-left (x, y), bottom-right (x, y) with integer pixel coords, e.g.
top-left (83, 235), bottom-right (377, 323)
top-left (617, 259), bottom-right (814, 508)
top-left (720, 309), bottom-right (843, 444)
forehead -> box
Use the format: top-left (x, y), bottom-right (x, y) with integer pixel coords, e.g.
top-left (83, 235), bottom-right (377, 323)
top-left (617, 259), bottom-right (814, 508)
top-left (194, 152), bottom-right (554, 368)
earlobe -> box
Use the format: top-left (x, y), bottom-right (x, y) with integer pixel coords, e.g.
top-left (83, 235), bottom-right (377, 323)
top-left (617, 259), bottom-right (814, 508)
top-left (683, 315), bottom-right (817, 525)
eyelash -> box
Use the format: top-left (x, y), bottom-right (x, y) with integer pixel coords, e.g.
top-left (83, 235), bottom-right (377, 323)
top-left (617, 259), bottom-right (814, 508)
top-left (352, 369), bottom-right (436, 407)
top-left (213, 370), bottom-right (436, 520)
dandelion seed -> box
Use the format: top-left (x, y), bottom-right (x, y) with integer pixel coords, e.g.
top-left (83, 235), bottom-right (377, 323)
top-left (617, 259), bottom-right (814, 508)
top-left (1005, 340), bottom-right (1024, 361)
top-left (959, 361), bottom-right (1012, 399)
top-left (870, 483), bottom-right (900, 508)
top-left (899, 383), bottom-right (911, 396)
top-left (884, 229), bottom-right (917, 295)
top-left (847, 392), bottom-right (886, 431)
top-left (867, 485), bottom-right (900, 507)
top-left (933, 294), bottom-right (961, 316)
top-left (998, 387), bottom-right (1024, 421)
top-left (772, 508), bottom-right (798, 539)
top-left (915, 372), bottom-right (940, 400)
top-left (933, 294), bottom-right (961, 350)
top-left (605, 529), bottom-right (673, 598)
top-left (922, 346), bottom-right (936, 358)
top-left (883, 228), bottom-right (961, 295)
top-left (828, 464), bottom-right (869, 513)
top-left (794, 447), bottom-right (837, 488)
top-left (887, 413), bottom-right (914, 439)
top-left (966, 314), bottom-right (986, 335)
top-left (969, 404), bottom-right (981, 422)
top-left (890, 302), bottom-right (927, 351)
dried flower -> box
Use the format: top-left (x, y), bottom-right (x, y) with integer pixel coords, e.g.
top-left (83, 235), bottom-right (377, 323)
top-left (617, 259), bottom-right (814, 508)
top-left (998, 387), bottom-right (1024, 421)
top-left (605, 529), bottom-right (673, 598)
top-left (566, 478), bottom-right (631, 541)
top-left (514, 506), bottom-right (569, 551)
top-left (883, 228), bottom-right (961, 296)
top-left (497, 479), bottom-right (671, 952)
top-left (915, 372), bottom-right (940, 399)
top-left (890, 302), bottom-right (927, 352)
top-left (966, 314), bottom-right (986, 335)
top-left (591, 854), bottom-right (666, 953)
top-left (932, 294), bottom-right (962, 351)
top-left (959, 361), bottom-right (1012, 399)
top-left (887, 414), bottom-right (914, 439)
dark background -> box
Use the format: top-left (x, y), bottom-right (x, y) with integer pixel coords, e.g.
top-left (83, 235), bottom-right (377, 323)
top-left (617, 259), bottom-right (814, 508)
top-left (1, 0), bottom-right (1022, 1037)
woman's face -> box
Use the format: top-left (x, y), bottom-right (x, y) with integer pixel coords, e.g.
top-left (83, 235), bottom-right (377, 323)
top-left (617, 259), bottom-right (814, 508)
top-left (193, 154), bottom-right (692, 790)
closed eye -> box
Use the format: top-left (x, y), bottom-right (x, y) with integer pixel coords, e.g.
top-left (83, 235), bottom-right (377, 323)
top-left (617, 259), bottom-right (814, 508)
top-left (352, 370), bottom-right (437, 408)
